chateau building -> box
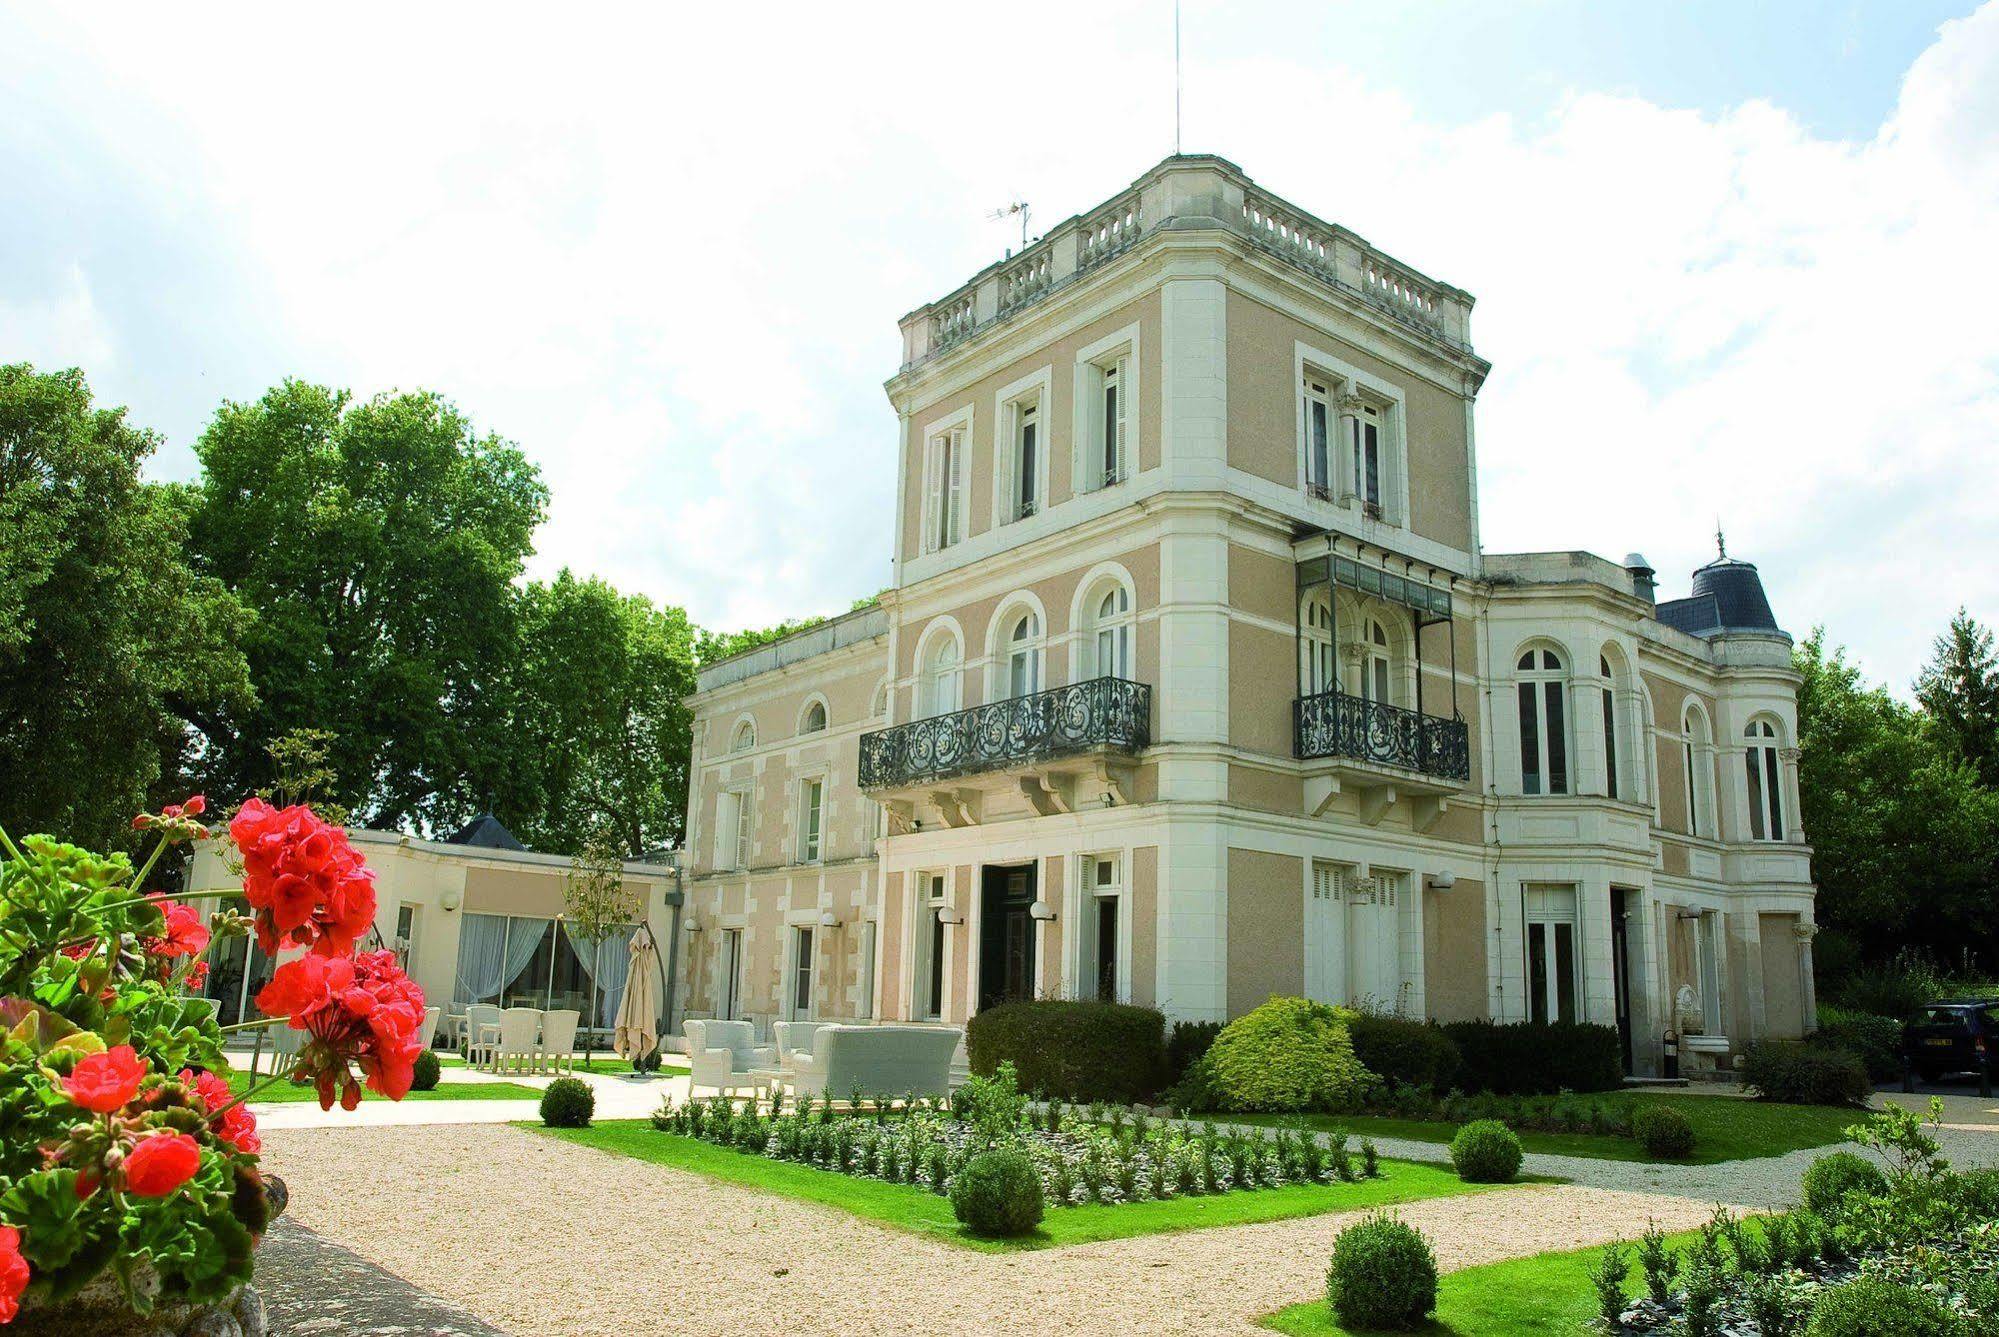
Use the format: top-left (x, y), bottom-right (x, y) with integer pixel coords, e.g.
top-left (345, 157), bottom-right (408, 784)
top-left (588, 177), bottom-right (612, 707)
top-left (677, 155), bottom-right (1816, 1078)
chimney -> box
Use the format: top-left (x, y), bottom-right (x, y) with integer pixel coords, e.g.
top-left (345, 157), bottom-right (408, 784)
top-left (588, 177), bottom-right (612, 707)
top-left (1623, 553), bottom-right (1656, 604)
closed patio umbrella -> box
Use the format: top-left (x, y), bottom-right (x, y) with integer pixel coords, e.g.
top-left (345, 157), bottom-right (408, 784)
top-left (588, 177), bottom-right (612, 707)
top-left (614, 926), bottom-right (661, 1063)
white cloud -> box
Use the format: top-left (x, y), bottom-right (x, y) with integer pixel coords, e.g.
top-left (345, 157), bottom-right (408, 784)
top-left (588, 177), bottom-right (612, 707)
top-left (1, 1), bottom-right (1994, 689)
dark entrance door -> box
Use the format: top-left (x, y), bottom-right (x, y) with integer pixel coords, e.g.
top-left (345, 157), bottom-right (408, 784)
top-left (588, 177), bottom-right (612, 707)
top-left (978, 863), bottom-right (1037, 1012)
top-left (1610, 886), bottom-right (1634, 1075)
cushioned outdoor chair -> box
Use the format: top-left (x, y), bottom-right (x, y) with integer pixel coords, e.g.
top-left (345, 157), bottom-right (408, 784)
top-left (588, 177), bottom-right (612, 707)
top-left (685, 1019), bottom-right (776, 1098)
top-left (788, 1025), bottom-right (960, 1102)
top-left (771, 1020), bottom-right (830, 1068)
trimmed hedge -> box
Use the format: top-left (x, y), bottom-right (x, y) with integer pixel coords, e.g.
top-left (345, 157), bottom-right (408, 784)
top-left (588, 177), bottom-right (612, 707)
top-left (1199, 996), bottom-right (1376, 1114)
top-left (1743, 1040), bottom-right (1871, 1106)
top-left (965, 1000), bottom-right (1165, 1103)
top-left (1440, 1020), bottom-right (1623, 1095)
top-left (1809, 1006), bottom-right (1901, 1083)
top-left (1804, 1276), bottom-right (1957, 1336)
top-left (1166, 1019), bottom-right (1222, 1085)
top-left (1348, 1014), bottom-right (1461, 1091)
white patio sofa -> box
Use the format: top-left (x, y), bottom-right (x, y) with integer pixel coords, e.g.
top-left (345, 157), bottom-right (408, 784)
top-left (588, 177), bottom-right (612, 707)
top-left (771, 1020), bottom-right (830, 1066)
top-left (789, 1025), bottom-right (961, 1101)
top-left (685, 1019), bottom-right (776, 1097)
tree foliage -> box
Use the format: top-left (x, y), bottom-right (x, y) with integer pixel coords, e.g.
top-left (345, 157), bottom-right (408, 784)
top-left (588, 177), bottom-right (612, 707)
top-left (0, 364), bottom-right (252, 848)
top-left (184, 381), bottom-right (548, 832)
top-left (1915, 609), bottom-right (1999, 788)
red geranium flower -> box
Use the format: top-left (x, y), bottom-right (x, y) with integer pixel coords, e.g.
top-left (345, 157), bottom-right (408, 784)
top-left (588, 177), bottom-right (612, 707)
top-left (123, 1131), bottom-right (200, 1197)
top-left (63, 1045), bottom-right (146, 1115)
top-left (145, 899), bottom-right (210, 960)
top-left (255, 950), bottom-right (425, 1110)
top-left (178, 1068), bottom-right (261, 1154)
top-left (228, 799), bottom-right (377, 957)
top-left (0, 1225), bottom-right (26, 1324)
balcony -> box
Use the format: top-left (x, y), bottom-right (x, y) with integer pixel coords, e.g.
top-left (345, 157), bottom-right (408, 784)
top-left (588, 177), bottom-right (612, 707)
top-left (1295, 690), bottom-right (1469, 825)
top-left (859, 678), bottom-right (1151, 822)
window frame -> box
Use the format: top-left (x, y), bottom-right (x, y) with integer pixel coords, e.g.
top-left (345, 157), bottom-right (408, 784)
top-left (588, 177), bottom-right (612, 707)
top-left (796, 775), bottom-right (825, 863)
top-left (1076, 852), bottom-right (1125, 1003)
top-left (1073, 323), bottom-right (1141, 495)
top-left (1301, 373), bottom-right (1335, 499)
top-left (916, 623), bottom-right (964, 719)
top-left (992, 366), bottom-right (1053, 526)
top-left (1516, 646), bottom-right (1571, 796)
top-left (1524, 884), bottom-right (1581, 1025)
top-left (912, 870), bottom-right (948, 1021)
top-left (798, 698), bottom-right (828, 735)
top-left (1744, 718), bottom-right (1786, 841)
top-left (921, 404), bottom-right (973, 554)
top-left (1292, 342), bottom-right (1408, 524)
top-left (789, 924), bottom-right (815, 1020)
top-left (1682, 703), bottom-right (1715, 838)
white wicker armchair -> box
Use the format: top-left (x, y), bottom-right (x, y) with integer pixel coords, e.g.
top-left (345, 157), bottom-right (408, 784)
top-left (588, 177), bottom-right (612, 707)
top-left (685, 1020), bottom-right (775, 1097)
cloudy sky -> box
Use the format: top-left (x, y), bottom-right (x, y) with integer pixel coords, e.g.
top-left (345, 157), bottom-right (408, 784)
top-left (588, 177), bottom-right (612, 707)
top-left (3, 1), bottom-right (1995, 691)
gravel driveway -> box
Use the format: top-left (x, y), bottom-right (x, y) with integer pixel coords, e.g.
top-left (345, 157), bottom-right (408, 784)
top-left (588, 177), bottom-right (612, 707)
top-left (262, 1124), bottom-right (1727, 1337)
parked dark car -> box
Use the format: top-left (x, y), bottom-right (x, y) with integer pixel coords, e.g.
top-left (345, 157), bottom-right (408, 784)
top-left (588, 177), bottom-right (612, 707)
top-left (1899, 1000), bottom-right (1996, 1086)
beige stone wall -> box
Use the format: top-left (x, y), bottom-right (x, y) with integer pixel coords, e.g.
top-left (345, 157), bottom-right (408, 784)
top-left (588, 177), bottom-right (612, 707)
top-left (1641, 670), bottom-right (1720, 839)
top-left (681, 864), bottom-right (876, 1023)
top-left (1759, 914), bottom-right (1804, 1040)
top-left (1226, 848), bottom-right (1305, 1017)
top-left (900, 293), bottom-right (1163, 561)
top-left (1423, 877), bottom-right (1488, 1022)
top-left (1130, 845), bottom-right (1159, 1009)
top-left (1224, 292), bottom-right (1473, 552)
top-left (1228, 620), bottom-right (1296, 758)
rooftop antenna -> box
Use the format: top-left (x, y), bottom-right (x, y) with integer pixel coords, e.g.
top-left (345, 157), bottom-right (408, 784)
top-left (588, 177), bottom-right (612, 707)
top-left (1174, 0), bottom-right (1183, 155)
top-left (988, 200), bottom-right (1031, 250)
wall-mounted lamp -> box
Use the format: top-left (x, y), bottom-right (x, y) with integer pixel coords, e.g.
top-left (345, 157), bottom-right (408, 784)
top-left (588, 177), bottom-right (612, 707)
top-left (817, 909), bottom-right (843, 929)
top-left (936, 906), bottom-right (964, 926)
top-left (1675, 910), bottom-right (1704, 921)
top-left (440, 886), bottom-right (463, 913)
top-left (1029, 901), bottom-right (1057, 921)
top-left (684, 917), bottom-right (703, 934)
top-left (1426, 871), bottom-right (1456, 891)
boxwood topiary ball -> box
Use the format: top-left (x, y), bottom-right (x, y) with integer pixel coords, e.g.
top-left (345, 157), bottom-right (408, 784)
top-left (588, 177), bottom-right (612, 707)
top-left (1327, 1212), bottom-right (1438, 1331)
top-left (948, 1146), bottom-right (1044, 1237)
top-left (540, 1076), bottom-right (595, 1129)
top-left (1804, 1276), bottom-right (1956, 1335)
top-left (1800, 1150), bottom-right (1888, 1218)
top-left (1630, 1104), bottom-right (1696, 1160)
top-left (1449, 1119), bottom-right (1523, 1183)
top-left (410, 1049), bottom-right (441, 1092)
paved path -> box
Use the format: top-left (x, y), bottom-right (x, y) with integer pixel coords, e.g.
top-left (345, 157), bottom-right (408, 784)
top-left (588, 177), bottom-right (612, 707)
top-left (249, 1065), bottom-right (686, 1129)
top-left (256, 1216), bottom-right (507, 1336)
top-left (260, 1123), bottom-right (1725, 1337)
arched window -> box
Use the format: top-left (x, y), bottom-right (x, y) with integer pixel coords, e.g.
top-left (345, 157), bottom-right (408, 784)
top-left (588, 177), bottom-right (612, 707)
top-left (1006, 611), bottom-right (1042, 698)
top-left (729, 719), bottom-right (756, 754)
top-left (1089, 585), bottom-right (1132, 679)
top-left (1362, 620), bottom-right (1393, 704)
top-left (1516, 648), bottom-right (1569, 795)
top-left (799, 700), bottom-right (827, 735)
top-left (920, 634), bottom-right (961, 718)
top-left (1745, 718), bottom-right (1785, 841)
top-left (1303, 593), bottom-right (1336, 695)
top-left (1682, 705), bottom-right (1714, 838)
top-left (870, 681), bottom-right (889, 718)
top-left (1599, 654), bottom-right (1621, 801)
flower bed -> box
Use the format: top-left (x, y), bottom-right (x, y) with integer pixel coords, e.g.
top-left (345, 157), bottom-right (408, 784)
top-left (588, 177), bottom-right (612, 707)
top-left (652, 1085), bottom-right (1385, 1210)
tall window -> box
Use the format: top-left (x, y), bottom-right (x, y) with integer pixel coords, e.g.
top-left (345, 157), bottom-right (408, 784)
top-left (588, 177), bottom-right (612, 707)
top-left (730, 720), bottom-right (755, 753)
top-left (1304, 594), bottom-right (1336, 695)
top-left (1600, 655), bottom-right (1620, 801)
top-left (720, 928), bottom-right (743, 1019)
top-left (920, 635), bottom-right (961, 718)
top-left (1525, 884), bottom-right (1579, 1024)
top-left (1303, 375), bottom-right (1333, 498)
top-left (797, 778), bottom-right (823, 862)
top-left (1092, 357), bottom-right (1128, 487)
top-left (1683, 707), bottom-right (1713, 837)
top-left (1517, 648), bottom-right (1569, 795)
top-left (1007, 612), bottom-right (1041, 698)
top-left (1745, 719), bottom-right (1785, 841)
top-left (800, 700), bottom-right (827, 734)
top-left (790, 926), bottom-right (815, 1018)
top-left (1353, 403), bottom-right (1383, 514)
top-left (914, 872), bottom-right (947, 1020)
top-left (1091, 585), bottom-right (1132, 679)
top-left (926, 426), bottom-right (966, 551)
top-left (716, 787), bottom-right (751, 870)
top-left (1362, 620), bottom-right (1392, 703)
top-left (1086, 855), bottom-right (1121, 1002)
top-left (1013, 400), bottom-right (1039, 520)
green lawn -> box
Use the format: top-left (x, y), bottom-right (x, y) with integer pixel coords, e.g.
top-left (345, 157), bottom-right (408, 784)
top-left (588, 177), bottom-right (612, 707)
top-left (1264, 1224), bottom-right (1720, 1334)
top-left (1225, 1092), bottom-right (1859, 1165)
top-left (437, 1055), bottom-right (687, 1077)
top-left (534, 1120), bottom-right (1512, 1252)
top-left (226, 1071), bottom-right (545, 1104)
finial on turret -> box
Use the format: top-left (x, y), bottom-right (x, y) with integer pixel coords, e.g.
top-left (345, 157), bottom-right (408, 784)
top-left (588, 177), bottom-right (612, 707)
top-left (1714, 520), bottom-right (1726, 560)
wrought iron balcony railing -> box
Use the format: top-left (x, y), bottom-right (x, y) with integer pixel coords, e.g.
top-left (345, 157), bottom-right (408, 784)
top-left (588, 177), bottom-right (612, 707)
top-left (859, 677), bottom-right (1151, 790)
top-left (1294, 689), bottom-right (1470, 784)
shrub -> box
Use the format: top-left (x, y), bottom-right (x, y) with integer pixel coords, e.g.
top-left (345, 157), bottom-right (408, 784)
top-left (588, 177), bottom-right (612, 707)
top-left (1439, 1019), bottom-right (1622, 1094)
top-left (1631, 1105), bottom-right (1696, 1159)
top-left (1348, 1013), bottom-right (1460, 1092)
top-left (953, 1060), bottom-right (1028, 1145)
top-left (1743, 1041), bottom-right (1871, 1106)
top-left (1803, 1276), bottom-right (1958, 1336)
top-left (1449, 1119), bottom-right (1522, 1183)
top-left (965, 999), bottom-right (1165, 1103)
top-left (1326, 1212), bottom-right (1439, 1331)
top-left (410, 1049), bottom-right (441, 1092)
top-left (1165, 1019), bottom-right (1222, 1084)
top-left (1202, 996), bottom-right (1377, 1113)
top-left (540, 1076), bottom-right (595, 1128)
top-left (1800, 1151), bottom-right (1888, 1217)
top-left (949, 1146), bottom-right (1044, 1236)
top-left (1809, 1006), bottom-right (1902, 1083)
top-left (1833, 950), bottom-right (1947, 1021)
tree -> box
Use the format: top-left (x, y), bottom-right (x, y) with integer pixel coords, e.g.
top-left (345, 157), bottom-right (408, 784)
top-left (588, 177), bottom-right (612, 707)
top-left (1796, 628), bottom-right (1999, 970)
top-left (1915, 610), bottom-right (1999, 788)
top-left (563, 822), bottom-right (640, 1038)
top-left (0, 364), bottom-right (252, 847)
top-left (502, 572), bottom-right (695, 857)
top-left (184, 381), bottom-right (548, 833)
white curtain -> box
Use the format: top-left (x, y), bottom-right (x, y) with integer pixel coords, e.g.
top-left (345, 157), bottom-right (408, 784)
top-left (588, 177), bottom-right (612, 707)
top-left (499, 918), bottom-right (553, 1004)
top-left (453, 913), bottom-right (509, 1006)
top-left (565, 922), bottom-right (637, 1027)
